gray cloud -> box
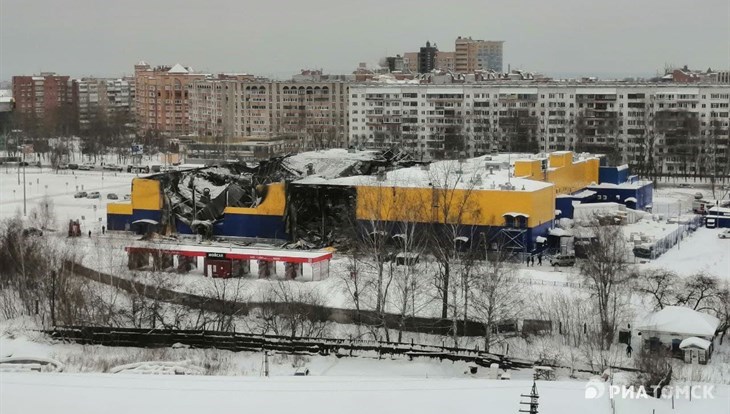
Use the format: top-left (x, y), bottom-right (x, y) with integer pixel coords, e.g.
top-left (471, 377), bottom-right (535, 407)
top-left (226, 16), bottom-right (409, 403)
top-left (1, 0), bottom-right (728, 79)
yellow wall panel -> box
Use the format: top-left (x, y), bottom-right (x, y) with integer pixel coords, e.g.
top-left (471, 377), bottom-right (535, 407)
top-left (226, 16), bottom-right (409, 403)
top-left (224, 182), bottom-right (286, 216)
top-left (356, 185), bottom-right (555, 228)
top-left (107, 203), bottom-right (133, 215)
top-left (131, 178), bottom-right (162, 211)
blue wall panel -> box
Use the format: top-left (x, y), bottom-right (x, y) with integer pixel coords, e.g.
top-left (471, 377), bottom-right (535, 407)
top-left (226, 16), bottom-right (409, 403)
top-left (107, 214), bottom-right (132, 231)
top-left (222, 214), bottom-right (287, 239)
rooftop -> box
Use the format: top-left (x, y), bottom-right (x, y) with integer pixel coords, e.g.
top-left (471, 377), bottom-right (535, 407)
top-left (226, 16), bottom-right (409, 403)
top-left (295, 154), bottom-right (553, 192)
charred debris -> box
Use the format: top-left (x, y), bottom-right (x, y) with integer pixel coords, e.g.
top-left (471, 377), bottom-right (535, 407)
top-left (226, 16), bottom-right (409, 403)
top-left (150, 149), bottom-right (417, 247)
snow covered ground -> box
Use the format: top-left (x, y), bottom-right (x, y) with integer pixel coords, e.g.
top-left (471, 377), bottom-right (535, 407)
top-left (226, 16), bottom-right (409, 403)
top-left (2, 371), bottom-right (727, 414)
top-left (644, 226), bottom-right (730, 280)
top-left (2, 169), bottom-right (730, 413)
top-left (0, 167), bottom-right (134, 232)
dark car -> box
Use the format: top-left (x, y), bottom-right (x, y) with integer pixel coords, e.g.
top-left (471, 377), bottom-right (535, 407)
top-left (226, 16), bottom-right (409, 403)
top-left (107, 193), bottom-right (119, 200)
top-left (74, 191), bottom-right (87, 198)
top-left (633, 245), bottom-right (655, 259)
top-left (68, 163), bottom-right (79, 170)
top-left (22, 227), bottom-right (44, 237)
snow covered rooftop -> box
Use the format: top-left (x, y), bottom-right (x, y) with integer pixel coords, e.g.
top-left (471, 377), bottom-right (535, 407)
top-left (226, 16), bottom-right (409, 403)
top-left (168, 63), bottom-right (189, 74)
top-left (284, 149), bottom-right (381, 179)
top-left (588, 180), bottom-right (652, 189)
top-left (296, 155), bottom-right (553, 192)
top-left (679, 337), bottom-right (712, 350)
top-left (708, 206), bottom-right (730, 214)
top-left (635, 306), bottom-right (720, 337)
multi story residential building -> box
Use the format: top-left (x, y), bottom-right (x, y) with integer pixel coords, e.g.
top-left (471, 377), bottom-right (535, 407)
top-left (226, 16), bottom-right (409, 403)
top-left (418, 41), bottom-right (438, 74)
top-left (385, 55), bottom-right (405, 73)
top-left (134, 61), bottom-right (205, 136)
top-left (455, 37), bottom-right (504, 73)
top-left (12, 72), bottom-right (76, 118)
top-left (187, 76), bottom-right (350, 150)
top-left (11, 72), bottom-right (78, 135)
top-left (435, 51), bottom-right (455, 72)
top-left (403, 52), bottom-right (419, 73)
top-left (76, 77), bottom-right (134, 129)
top-left (348, 83), bottom-right (730, 177)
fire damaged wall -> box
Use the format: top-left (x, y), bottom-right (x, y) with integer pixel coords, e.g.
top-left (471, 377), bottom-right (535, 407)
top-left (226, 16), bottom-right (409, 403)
top-left (285, 183), bottom-right (358, 247)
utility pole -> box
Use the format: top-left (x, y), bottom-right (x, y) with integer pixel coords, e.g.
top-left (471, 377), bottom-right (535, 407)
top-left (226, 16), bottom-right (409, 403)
top-left (22, 150), bottom-right (27, 216)
top-left (264, 351), bottom-right (269, 377)
top-left (50, 270), bottom-right (57, 327)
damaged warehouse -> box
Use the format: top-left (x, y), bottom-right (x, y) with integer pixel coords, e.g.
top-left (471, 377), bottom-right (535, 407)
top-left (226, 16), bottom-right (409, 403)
top-left (108, 149), bottom-right (642, 256)
top-left (107, 148), bottom-right (417, 244)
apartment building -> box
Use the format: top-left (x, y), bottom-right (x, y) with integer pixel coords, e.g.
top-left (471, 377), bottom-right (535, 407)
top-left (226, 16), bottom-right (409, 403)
top-left (134, 61), bottom-right (205, 136)
top-left (76, 77), bottom-right (134, 129)
top-left (403, 52), bottom-right (419, 73)
top-left (187, 77), bottom-right (349, 150)
top-left (435, 51), bottom-right (455, 72)
top-left (349, 84), bottom-right (730, 176)
top-left (418, 41), bottom-right (438, 74)
top-left (12, 72), bottom-right (76, 118)
top-left (455, 37), bottom-right (504, 73)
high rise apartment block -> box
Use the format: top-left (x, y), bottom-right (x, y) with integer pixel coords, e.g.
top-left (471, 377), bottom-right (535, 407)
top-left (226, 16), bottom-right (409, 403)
top-left (455, 37), bottom-right (504, 73)
top-left (76, 77), bottom-right (135, 129)
top-left (187, 77), bottom-right (349, 149)
top-left (349, 83), bottom-right (730, 176)
top-left (134, 61), bottom-right (205, 136)
top-left (12, 73), bottom-right (76, 118)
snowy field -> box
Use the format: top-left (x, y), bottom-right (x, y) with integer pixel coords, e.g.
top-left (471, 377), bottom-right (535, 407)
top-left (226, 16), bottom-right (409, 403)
top-left (1, 326), bottom-right (727, 414)
top-left (0, 166), bottom-right (135, 232)
top-left (2, 371), bottom-right (727, 414)
top-left (2, 169), bottom-right (730, 414)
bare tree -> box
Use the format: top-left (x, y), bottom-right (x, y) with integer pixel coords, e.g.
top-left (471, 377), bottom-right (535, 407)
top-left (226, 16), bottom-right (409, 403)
top-left (249, 281), bottom-right (331, 339)
top-left (389, 220), bottom-right (432, 342)
top-left (28, 196), bottom-right (57, 230)
top-left (470, 247), bottom-right (524, 352)
top-left (426, 160), bottom-right (481, 320)
top-left (675, 272), bottom-right (721, 312)
top-left (635, 268), bottom-right (680, 310)
top-left (578, 221), bottom-right (632, 348)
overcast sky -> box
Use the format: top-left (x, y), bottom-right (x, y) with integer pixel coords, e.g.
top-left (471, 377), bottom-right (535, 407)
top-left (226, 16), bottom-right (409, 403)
top-left (1, 0), bottom-right (729, 80)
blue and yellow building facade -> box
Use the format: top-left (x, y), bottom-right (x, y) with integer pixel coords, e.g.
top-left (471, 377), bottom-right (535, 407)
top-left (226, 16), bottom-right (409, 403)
top-left (107, 178), bottom-right (163, 231)
top-left (108, 151), bottom-right (643, 252)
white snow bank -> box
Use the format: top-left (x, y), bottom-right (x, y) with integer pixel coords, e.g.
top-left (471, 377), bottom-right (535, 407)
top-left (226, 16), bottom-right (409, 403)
top-left (110, 360), bottom-right (205, 375)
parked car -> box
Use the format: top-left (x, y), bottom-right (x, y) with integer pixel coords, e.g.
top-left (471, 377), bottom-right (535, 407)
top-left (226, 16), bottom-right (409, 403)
top-left (87, 191), bottom-right (101, 199)
top-left (678, 183), bottom-right (693, 188)
top-left (74, 191), bottom-right (87, 198)
top-left (719, 229), bottom-right (730, 239)
top-left (633, 245), bottom-right (655, 259)
top-left (123, 194), bottom-right (131, 201)
top-left (127, 165), bottom-right (150, 173)
top-left (22, 227), bottom-right (44, 237)
top-left (57, 163), bottom-right (69, 170)
top-left (106, 193), bottom-right (119, 200)
top-left (103, 164), bottom-right (123, 172)
top-left (550, 254), bottom-right (576, 267)
top-left (78, 164), bottom-right (92, 171)
top-left (68, 163), bottom-right (79, 170)
top-left (150, 165), bottom-right (161, 173)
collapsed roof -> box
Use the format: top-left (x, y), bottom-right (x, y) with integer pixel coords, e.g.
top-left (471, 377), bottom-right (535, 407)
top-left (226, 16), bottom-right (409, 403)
top-left (152, 149), bottom-right (416, 237)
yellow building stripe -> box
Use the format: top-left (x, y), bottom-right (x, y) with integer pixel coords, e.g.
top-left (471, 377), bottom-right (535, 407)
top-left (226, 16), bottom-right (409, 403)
top-left (356, 185), bottom-right (555, 228)
top-left (107, 203), bottom-right (133, 215)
